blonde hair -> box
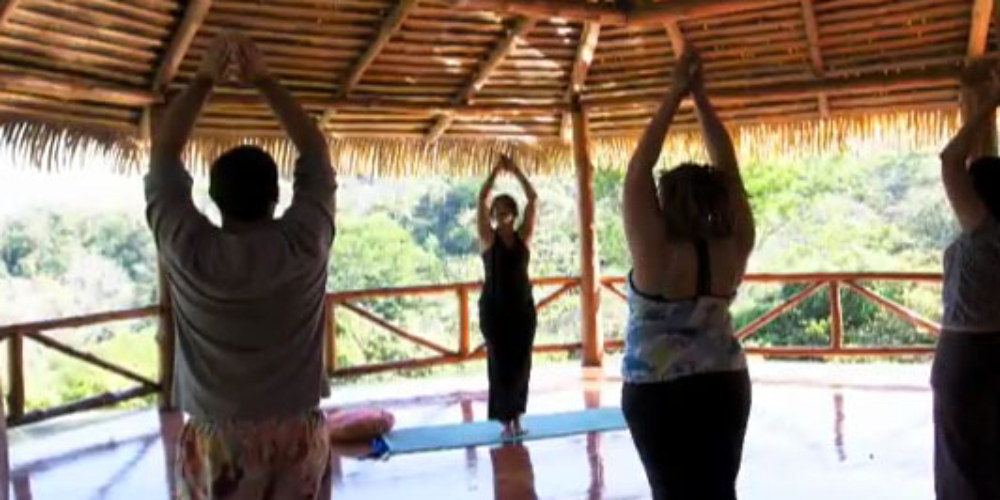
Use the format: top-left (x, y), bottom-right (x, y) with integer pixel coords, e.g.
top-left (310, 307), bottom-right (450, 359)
top-left (657, 163), bottom-right (734, 241)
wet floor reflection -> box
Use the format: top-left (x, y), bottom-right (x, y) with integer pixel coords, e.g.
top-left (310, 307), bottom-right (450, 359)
top-left (6, 362), bottom-right (937, 500)
top-left (834, 392), bottom-right (846, 462)
top-left (490, 445), bottom-right (537, 500)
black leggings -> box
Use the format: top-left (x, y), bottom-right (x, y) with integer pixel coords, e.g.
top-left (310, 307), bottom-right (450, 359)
top-left (933, 331), bottom-right (1000, 500)
top-left (622, 370), bottom-right (752, 500)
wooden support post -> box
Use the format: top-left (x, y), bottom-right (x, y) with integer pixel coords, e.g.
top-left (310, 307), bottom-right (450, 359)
top-left (829, 281), bottom-right (843, 351)
top-left (325, 299), bottom-right (338, 377)
top-left (571, 98), bottom-right (603, 367)
top-left (561, 21), bottom-right (601, 143)
top-left (6, 334), bottom-right (23, 424)
top-left (156, 264), bottom-right (175, 410)
top-left (458, 288), bottom-right (471, 357)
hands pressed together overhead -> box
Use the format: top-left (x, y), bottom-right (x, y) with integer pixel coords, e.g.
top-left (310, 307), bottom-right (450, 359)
top-left (196, 33), bottom-right (272, 86)
top-left (670, 49), bottom-right (705, 98)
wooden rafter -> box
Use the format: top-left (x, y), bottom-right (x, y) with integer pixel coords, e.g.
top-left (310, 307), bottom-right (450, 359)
top-left (426, 16), bottom-right (537, 142)
top-left (969, 0), bottom-right (995, 58)
top-left (627, 0), bottom-right (786, 25)
top-left (323, 0), bottom-right (420, 127)
top-left (561, 21), bottom-right (600, 143)
top-left (0, 0), bottom-right (23, 29)
top-left (449, 0), bottom-right (625, 24)
top-left (152, 0), bottom-right (212, 93)
top-left (339, 0), bottom-right (419, 98)
top-left (0, 71), bottom-right (157, 106)
top-left (800, 0), bottom-right (823, 76)
top-left (142, 0), bottom-right (212, 140)
top-left (798, 0), bottom-right (829, 117)
top-left (457, 16), bottom-right (537, 104)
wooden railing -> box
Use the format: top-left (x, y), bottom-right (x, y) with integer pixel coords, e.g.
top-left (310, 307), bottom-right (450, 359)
top-left (0, 272), bottom-right (942, 426)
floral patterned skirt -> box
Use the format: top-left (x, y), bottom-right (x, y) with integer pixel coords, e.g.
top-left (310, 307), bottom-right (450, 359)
top-left (175, 410), bottom-right (331, 500)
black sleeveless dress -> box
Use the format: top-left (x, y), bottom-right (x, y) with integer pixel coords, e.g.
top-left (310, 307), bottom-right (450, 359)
top-left (479, 231), bottom-right (537, 422)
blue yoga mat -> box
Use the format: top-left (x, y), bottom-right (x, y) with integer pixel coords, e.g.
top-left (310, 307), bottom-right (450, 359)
top-left (381, 407), bottom-right (627, 456)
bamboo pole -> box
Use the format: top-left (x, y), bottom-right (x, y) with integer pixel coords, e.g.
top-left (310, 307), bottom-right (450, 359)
top-left (627, 0), bottom-right (788, 24)
top-left (0, 0), bottom-right (24, 29)
top-left (829, 281), bottom-right (844, 350)
top-left (448, 0), bottom-right (626, 24)
top-left (428, 16), bottom-right (537, 142)
top-left (0, 71), bottom-right (157, 106)
top-left (572, 97), bottom-right (603, 368)
top-left (143, 0), bottom-right (211, 139)
top-left (968, 0), bottom-right (995, 58)
top-left (324, 0), bottom-right (420, 125)
top-left (561, 21), bottom-right (601, 143)
top-left (5, 335), bottom-right (23, 424)
top-left (156, 264), bottom-right (175, 410)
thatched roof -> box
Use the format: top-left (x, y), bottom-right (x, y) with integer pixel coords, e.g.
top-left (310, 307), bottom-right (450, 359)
top-left (0, 0), bottom-right (992, 175)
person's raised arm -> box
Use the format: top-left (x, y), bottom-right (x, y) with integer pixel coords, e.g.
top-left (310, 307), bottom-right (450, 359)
top-left (234, 35), bottom-right (329, 166)
top-left (150, 36), bottom-right (230, 168)
top-left (940, 69), bottom-right (1000, 231)
top-left (689, 53), bottom-right (755, 253)
top-left (478, 163), bottom-right (502, 251)
top-left (503, 156), bottom-right (539, 245)
top-left (624, 52), bottom-right (691, 291)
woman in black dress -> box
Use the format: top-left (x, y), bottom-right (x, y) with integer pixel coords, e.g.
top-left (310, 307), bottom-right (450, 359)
top-left (477, 154), bottom-right (538, 440)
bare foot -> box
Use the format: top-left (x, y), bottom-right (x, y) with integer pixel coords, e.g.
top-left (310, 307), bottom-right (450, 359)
top-left (512, 418), bottom-right (528, 438)
top-left (501, 423), bottom-right (515, 441)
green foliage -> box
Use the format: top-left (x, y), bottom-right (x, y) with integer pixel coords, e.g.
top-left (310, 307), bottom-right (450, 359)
top-left (0, 149), bottom-right (958, 409)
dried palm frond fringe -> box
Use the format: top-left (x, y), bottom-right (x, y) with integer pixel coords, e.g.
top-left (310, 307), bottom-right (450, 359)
top-left (0, 111), bottom-right (964, 178)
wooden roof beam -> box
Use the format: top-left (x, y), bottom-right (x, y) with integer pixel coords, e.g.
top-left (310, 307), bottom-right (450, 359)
top-left (627, 0), bottom-right (787, 25)
top-left (968, 0), bottom-right (995, 58)
top-left (322, 0), bottom-right (419, 127)
top-left (800, 0), bottom-right (823, 76)
top-left (143, 0), bottom-right (212, 139)
top-left (0, 0), bottom-right (24, 29)
top-left (561, 21), bottom-right (601, 143)
top-left (449, 0), bottom-right (786, 26)
top-left (426, 16), bottom-right (537, 143)
top-left (0, 71), bottom-right (158, 106)
top-left (587, 70), bottom-right (960, 109)
top-left (448, 0), bottom-right (625, 24)
top-left (798, 0), bottom-right (828, 117)
top-left (337, 0), bottom-right (419, 98)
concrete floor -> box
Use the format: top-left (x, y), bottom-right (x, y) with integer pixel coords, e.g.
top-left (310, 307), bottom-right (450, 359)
top-left (7, 359), bottom-right (935, 499)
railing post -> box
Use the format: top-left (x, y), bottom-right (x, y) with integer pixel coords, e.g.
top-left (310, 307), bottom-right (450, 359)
top-left (156, 263), bottom-right (175, 410)
top-left (458, 287), bottom-right (471, 357)
top-left (325, 298), bottom-right (338, 377)
top-left (6, 333), bottom-right (24, 423)
top-left (572, 96), bottom-right (604, 368)
top-left (829, 280), bottom-right (843, 351)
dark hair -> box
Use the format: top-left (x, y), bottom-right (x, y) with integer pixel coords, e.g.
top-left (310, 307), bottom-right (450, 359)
top-left (969, 156), bottom-right (1000, 220)
top-left (657, 162), bottom-right (733, 241)
top-left (490, 194), bottom-right (519, 219)
top-left (209, 145), bottom-right (279, 222)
